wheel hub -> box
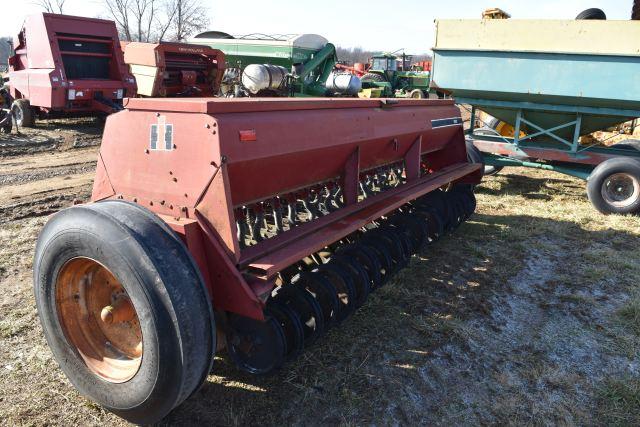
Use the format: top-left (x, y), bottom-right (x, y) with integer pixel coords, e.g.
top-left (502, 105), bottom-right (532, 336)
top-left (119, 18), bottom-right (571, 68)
top-left (602, 173), bottom-right (640, 208)
top-left (55, 257), bottom-right (143, 383)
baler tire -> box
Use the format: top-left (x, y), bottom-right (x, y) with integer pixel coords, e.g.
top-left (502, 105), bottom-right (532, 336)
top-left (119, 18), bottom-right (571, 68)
top-left (586, 157), bottom-right (640, 215)
top-left (33, 201), bottom-right (215, 425)
top-left (576, 8), bottom-right (606, 20)
top-left (12, 99), bottom-right (35, 127)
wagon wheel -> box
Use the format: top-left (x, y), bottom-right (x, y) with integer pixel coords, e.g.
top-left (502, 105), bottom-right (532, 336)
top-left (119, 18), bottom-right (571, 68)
top-left (587, 157), bottom-right (640, 214)
top-left (33, 201), bottom-right (215, 424)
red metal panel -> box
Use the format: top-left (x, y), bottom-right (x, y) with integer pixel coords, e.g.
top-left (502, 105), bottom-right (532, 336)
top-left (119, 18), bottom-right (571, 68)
top-left (124, 97), bottom-right (456, 114)
top-left (93, 98), bottom-right (477, 318)
top-left (9, 13), bottom-right (135, 112)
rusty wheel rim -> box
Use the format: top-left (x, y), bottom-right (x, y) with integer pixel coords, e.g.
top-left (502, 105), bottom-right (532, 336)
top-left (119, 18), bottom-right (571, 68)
top-left (55, 257), bottom-right (143, 383)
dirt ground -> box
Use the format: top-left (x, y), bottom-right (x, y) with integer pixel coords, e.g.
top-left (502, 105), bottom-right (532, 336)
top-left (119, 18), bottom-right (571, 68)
top-left (1, 119), bottom-right (639, 426)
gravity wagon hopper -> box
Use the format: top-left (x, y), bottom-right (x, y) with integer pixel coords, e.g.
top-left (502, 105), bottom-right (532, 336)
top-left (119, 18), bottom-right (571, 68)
top-left (33, 96), bottom-right (481, 423)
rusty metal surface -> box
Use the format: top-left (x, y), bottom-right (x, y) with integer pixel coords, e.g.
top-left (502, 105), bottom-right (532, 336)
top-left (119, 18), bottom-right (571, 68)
top-left (55, 257), bottom-right (142, 383)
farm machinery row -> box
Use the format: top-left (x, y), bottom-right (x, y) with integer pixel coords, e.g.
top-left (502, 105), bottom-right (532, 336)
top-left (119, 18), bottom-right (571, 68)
top-left (3, 14), bottom-right (434, 129)
top-left (193, 31), bottom-right (432, 99)
top-left (5, 13), bottom-right (226, 128)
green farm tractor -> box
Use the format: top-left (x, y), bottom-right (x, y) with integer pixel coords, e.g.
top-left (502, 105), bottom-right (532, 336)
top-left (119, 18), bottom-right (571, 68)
top-left (361, 53), bottom-right (431, 98)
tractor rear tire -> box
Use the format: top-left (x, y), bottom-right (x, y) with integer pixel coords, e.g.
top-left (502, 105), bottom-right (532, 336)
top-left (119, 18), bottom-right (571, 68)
top-left (587, 157), bottom-right (640, 214)
top-left (12, 99), bottom-right (35, 127)
top-left (33, 200), bottom-right (215, 424)
top-left (409, 89), bottom-right (426, 99)
top-left (576, 8), bottom-right (606, 20)
top-left (361, 73), bottom-right (386, 83)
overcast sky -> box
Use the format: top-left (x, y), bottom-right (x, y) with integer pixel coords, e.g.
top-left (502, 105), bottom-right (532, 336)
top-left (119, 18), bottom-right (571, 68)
top-left (5, 0), bottom-right (635, 53)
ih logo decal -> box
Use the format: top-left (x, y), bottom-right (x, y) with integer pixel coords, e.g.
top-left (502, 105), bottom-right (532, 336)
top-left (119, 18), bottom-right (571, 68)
top-left (150, 115), bottom-right (173, 151)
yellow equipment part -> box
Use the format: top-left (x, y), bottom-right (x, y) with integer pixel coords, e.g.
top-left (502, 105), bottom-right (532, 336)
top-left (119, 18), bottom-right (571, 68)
top-left (358, 88), bottom-right (384, 98)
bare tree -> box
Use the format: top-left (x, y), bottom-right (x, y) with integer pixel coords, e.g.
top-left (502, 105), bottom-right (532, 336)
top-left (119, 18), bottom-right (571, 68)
top-left (102, 0), bottom-right (209, 43)
top-left (169, 0), bottom-right (210, 41)
top-left (33, 0), bottom-right (66, 13)
top-left (104, 0), bottom-right (133, 41)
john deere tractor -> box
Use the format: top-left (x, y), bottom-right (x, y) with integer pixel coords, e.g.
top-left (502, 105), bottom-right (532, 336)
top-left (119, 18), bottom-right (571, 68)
top-left (360, 52), bottom-right (431, 98)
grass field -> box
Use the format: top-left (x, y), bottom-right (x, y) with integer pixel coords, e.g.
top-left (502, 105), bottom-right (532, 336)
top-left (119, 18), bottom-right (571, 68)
top-left (1, 160), bottom-right (639, 425)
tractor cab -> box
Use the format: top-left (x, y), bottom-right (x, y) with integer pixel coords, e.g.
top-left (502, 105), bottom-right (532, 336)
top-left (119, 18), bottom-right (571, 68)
top-left (361, 52), bottom-right (431, 99)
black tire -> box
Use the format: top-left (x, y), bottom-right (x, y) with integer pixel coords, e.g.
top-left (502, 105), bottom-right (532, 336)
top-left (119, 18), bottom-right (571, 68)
top-left (466, 139), bottom-right (484, 169)
top-left (586, 157), bottom-right (640, 214)
top-left (576, 8), bottom-right (606, 20)
top-left (471, 128), bottom-right (505, 176)
top-left (33, 201), bottom-right (215, 424)
top-left (612, 139), bottom-right (640, 151)
top-left (361, 73), bottom-right (386, 83)
top-left (11, 99), bottom-right (35, 127)
top-left (409, 89), bottom-right (426, 99)
top-left (0, 115), bottom-right (11, 134)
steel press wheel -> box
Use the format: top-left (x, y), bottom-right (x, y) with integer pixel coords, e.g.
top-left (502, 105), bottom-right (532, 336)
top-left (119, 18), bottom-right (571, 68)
top-left (56, 258), bottom-right (142, 383)
top-left (330, 256), bottom-right (371, 308)
top-left (358, 239), bottom-right (393, 286)
top-left (315, 264), bottom-right (357, 322)
top-left (297, 272), bottom-right (340, 329)
top-left (414, 206), bottom-right (445, 243)
top-left (272, 284), bottom-right (325, 345)
top-left (266, 302), bottom-right (304, 360)
top-left (337, 244), bottom-right (383, 290)
top-left (587, 158), bottom-right (640, 214)
top-left (33, 201), bottom-right (214, 424)
top-left (226, 313), bottom-right (286, 375)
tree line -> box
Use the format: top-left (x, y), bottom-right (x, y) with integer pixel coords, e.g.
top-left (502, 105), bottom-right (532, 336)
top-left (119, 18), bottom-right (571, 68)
top-left (33, 0), bottom-right (210, 42)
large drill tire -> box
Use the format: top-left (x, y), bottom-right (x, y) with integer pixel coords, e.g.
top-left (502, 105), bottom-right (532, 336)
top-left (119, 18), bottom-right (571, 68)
top-left (586, 157), bottom-right (640, 214)
top-left (33, 200), bottom-right (215, 424)
top-left (576, 8), bottom-right (606, 20)
top-left (361, 73), bottom-right (386, 83)
top-left (11, 99), bottom-right (35, 127)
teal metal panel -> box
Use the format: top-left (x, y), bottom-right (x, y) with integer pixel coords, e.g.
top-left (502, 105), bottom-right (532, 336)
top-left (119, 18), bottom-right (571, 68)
top-left (432, 50), bottom-right (640, 136)
top-left (432, 50), bottom-right (640, 109)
